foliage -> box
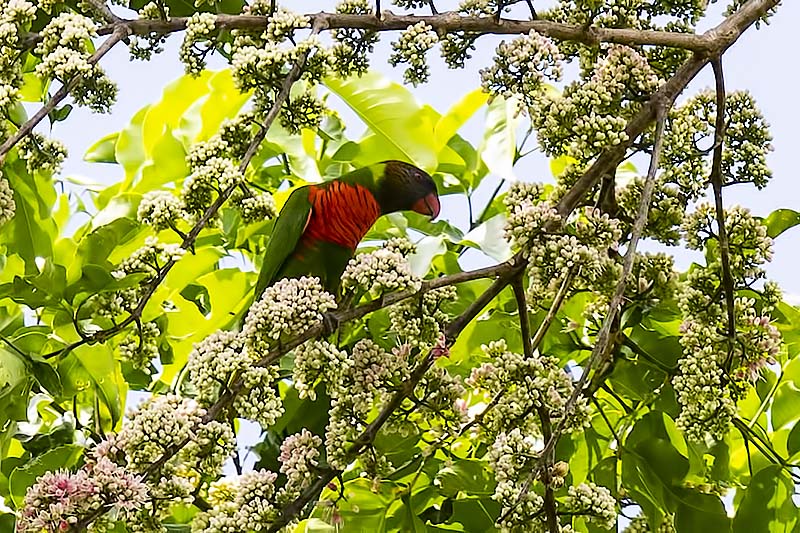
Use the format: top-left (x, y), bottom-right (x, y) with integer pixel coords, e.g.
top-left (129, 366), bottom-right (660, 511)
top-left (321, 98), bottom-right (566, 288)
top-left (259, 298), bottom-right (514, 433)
top-left (0, 0), bottom-right (794, 532)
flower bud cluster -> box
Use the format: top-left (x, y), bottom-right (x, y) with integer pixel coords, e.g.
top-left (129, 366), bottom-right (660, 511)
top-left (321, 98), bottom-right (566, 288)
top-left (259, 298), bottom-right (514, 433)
top-left (280, 90), bottom-right (327, 134)
top-left (440, 0), bottom-right (494, 69)
top-left (389, 22), bottom-right (438, 86)
top-left (187, 112), bottom-right (257, 169)
top-left (240, 192), bottom-right (277, 223)
top-left (265, 7), bottom-right (310, 43)
top-left (414, 364), bottom-right (467, 430)
top-left (118, 321), bottom-right (161, 370)
top-left (243, 276), bottom-right (337, 355)
top-left (626, 252), bottom-right (677, 305)
top-left (129, 2), bottom-right (169, 61)
top-left (185, 330), bottom-right (247, 404)
top-left (662, 90), bottom-right (773, 199)
top-left (388, 286), bottom-right (457, 348)
top-left (88, 237), bottom-right (185, 319)
top-left (232, 366), bottom-right (284, 429)
top-left (468, 339), bottom-right (590, 438)
top-left (279, 428), bottom-right (322, 495)
top-left (325, 340), bottom-right (411, 469)
top-left (191, 470), bottom-right (279, 532)
top-left (292, 339), bottom-right (349, 400)
top-left (565, 482), bottom-right (617, 530)
top-left (111, 394), bottom-right (235, 504)
top-left (16, 457), bottom-right (148, 532)
top-left (504, 183), bottom-right (622, 306)
top-left (683, 204), bottom-right (772, 281)
top-left (231, 32), bottom-right (332, 122)
top-left (531, 46), bottom-right (660, 161)
top-left (18, 132), bottom-right (67, 176)
top-left (137, 190), bottom-right (185, 231)
top-left (183, 156), bottom-right (242, 217)
top-left (673, 202), bottom-right (779, 442)
top-left (617, 177), bottom-right (686, 244)
top-left (732, 297), bottom-right (781, 382)
top-left (480, 30), bottom-right (563, 113)
top-left (486, 428), bottom-right (544, 530)
top-left (342, 238), bottom-right (421, 297)
top-left (0, 0), bottom-right (35, 136)
top-left (330, 0), bottom-right (378, 77)
top-left (35, 12), bottom-right (117, 112)
top-left (0, 173), bottom-right (14, 226)
top-left (180, 12), bottom-right (217, 75)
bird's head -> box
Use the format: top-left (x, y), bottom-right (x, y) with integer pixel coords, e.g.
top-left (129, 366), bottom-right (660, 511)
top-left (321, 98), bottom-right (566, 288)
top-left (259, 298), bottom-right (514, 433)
top-left (376, 160), bottom-right (440, 219)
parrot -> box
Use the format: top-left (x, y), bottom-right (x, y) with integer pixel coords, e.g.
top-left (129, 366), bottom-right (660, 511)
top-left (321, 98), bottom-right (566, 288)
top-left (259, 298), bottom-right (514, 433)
top-left (252, 160), bottom-right (440, 299)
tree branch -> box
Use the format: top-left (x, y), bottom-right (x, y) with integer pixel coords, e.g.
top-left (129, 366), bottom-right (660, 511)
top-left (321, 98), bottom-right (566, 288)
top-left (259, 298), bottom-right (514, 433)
top-left (0, 26), bottom-right (129, 165)
top-left (22, 10), bottom-right (729, 53)
top-left (544, 108), bottom-right (668, 460)
top-left (710, 59), bottom-right (737, 357)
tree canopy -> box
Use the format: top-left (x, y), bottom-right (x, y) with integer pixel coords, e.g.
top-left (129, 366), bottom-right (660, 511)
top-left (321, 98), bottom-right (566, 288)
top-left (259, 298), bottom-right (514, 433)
top-left (0, 0), bottom-right (796, 532)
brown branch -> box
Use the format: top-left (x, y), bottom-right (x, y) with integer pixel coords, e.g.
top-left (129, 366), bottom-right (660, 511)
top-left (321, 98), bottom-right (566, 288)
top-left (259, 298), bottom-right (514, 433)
top-left (22, 10), bottom-right (723, 52)
top-left (0, 26), bottom-right (129, 165)
top-left (710, 59), bottom-right (737, 351)
top-left (511, 276), bottom-right (533, 359)
top-left (84, 0), bottom-right (122, 24)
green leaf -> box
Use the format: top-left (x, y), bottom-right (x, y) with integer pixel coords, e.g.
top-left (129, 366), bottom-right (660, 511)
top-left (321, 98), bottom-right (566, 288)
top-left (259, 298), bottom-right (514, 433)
top-left (763, 209), bottom-right (800, 239)
top-left (57, 344), bottom-right (122, 429)
top-left (733, 465), bottom-right (798, 531)
top-left (9, 444), bottom-right (83, 508)
top-left (674, 490), bottom-right (731, 533)
top-left (479, 96), bottom-right (521, 182)
top-left (434, 90), bottom-right (488, 151)
top-left (325, 71), bottom-right (439, 172)
top-left (84, 132), bottom-right (119, 164)
top-left (460, 214), bottom-right (513, 262)
top-left (409, 235), bottom-right (446, 277)
top-left (434, 460), bottom-right (496, 498)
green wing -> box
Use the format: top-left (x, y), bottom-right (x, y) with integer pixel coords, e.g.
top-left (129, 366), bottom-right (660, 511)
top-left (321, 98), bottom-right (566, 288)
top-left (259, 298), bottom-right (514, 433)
top-left (253, 186), bottom-right (313, 300)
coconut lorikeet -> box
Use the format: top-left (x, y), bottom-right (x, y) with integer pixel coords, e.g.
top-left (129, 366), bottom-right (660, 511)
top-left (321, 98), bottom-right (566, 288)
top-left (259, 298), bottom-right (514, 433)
top-left (253, 160), bottom-right (440, 299)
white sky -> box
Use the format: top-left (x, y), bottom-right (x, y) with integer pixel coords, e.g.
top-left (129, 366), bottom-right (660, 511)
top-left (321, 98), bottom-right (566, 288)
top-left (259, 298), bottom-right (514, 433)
top-left (50, 1), bottom-right (800, 293)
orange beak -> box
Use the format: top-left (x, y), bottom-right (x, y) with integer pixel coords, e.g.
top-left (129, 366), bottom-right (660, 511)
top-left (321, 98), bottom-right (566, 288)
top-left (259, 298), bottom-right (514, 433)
top-left (412, 193), bottom-right (440, 219)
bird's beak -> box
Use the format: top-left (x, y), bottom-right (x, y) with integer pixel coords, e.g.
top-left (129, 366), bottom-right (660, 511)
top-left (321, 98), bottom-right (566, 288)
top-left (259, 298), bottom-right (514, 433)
top-left (412, 193), bottom-right (440, 219)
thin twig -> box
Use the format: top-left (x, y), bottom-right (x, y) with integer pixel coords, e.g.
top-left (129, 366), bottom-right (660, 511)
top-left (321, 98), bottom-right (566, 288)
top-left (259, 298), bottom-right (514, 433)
top-left (0, 26), bottom-right (129, 164)
top-left (710, 59), bottom-right (737, 367)
top-left (543, 108), bottom-right (668, 462)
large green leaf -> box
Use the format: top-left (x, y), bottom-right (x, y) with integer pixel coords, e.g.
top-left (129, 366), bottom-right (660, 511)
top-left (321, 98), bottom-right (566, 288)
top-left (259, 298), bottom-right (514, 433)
top-left (57, 344), bottom-right (122, 429)
top-left (324, 71), bottom-right (439, 172)
top-left (763, 209), bottom-right (800, 239)
top-left (478, 96), bottom-right (521, 182)
top-left (733, 466), bottom-right (798, 532)
top-left (8, 444), bottom-right (83, 508)
top-left (434, 90), bottom-right (488, 151)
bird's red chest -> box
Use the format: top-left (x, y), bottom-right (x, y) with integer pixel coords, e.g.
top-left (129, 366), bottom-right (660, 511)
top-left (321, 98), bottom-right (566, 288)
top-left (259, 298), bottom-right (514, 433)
top-left (303, 182), bottom-right (381, 250)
